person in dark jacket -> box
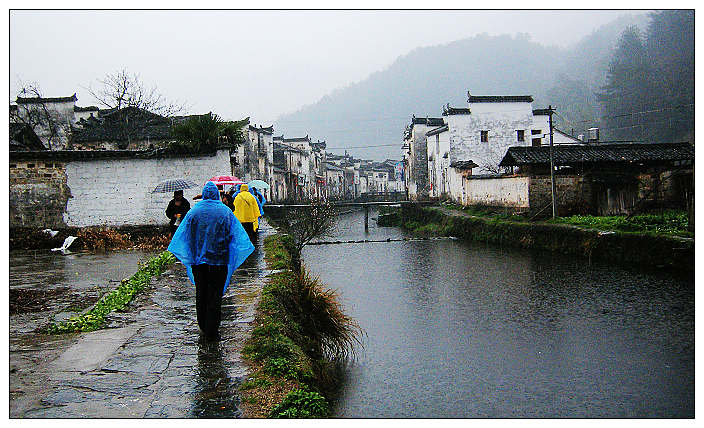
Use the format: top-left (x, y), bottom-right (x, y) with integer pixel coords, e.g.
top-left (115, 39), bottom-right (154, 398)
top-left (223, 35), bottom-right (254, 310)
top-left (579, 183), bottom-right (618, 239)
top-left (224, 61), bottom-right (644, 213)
top-left (165, 190), bottom-right (191, 237)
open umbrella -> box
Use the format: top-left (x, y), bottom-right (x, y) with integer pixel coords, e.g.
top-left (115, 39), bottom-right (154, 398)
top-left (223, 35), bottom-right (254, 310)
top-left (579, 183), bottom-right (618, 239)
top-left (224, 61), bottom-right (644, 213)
top-left (247, 179), bottom-right (270, 190)
top-left (152, 179), bottom-right (198, 193)
top-left (208, 175), bottom-right (246, 187)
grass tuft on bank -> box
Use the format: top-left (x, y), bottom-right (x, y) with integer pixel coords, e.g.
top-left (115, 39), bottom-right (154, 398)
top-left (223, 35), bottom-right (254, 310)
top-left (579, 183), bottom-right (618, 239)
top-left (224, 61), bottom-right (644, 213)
top-left (547, 210), bottom-right (691, 238)
top-left (46, 251), bottom-right (175, 334)
top-left (240, 234), bottom-right (363, 418)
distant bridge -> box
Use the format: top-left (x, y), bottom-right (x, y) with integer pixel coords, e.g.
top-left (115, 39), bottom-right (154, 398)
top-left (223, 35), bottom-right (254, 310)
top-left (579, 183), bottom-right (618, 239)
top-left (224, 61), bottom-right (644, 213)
top-left (266, 200), bottom-right (436, 230)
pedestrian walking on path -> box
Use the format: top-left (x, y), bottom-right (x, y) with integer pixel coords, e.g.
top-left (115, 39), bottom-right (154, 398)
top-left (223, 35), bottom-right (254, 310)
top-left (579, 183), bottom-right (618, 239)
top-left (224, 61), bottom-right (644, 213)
top-left (167, 181), bottom-right (254, 339)
top-left (165, 190), bottom-right (191, 237)
top-left (233, 184), bottom-right (261, 245)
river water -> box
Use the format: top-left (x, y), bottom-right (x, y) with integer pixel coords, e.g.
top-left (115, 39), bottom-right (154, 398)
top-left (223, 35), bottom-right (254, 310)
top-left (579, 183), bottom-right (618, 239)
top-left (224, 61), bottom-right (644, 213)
top-left (303, 209), bottom-right (694, 418)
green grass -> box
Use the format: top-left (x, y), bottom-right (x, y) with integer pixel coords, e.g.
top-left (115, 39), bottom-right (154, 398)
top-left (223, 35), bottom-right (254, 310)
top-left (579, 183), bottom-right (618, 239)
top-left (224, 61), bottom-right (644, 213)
top-left (269, 388), bottom-right (329, 418)
top-left (46, 251), bottom-right (176, 334)
top-left (241, 233), bottom-right (364, 418)
top-left (548, 210), bottom-right (692, 238)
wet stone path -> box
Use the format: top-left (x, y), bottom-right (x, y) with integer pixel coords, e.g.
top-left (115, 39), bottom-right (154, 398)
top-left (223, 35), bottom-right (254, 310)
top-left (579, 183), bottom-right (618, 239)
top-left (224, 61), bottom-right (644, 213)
top-left (11, 221), bottom-right (274, 418)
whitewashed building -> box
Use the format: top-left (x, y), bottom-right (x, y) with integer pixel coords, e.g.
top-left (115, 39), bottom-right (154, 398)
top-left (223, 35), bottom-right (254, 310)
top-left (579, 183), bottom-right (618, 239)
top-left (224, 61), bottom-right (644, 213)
top-left (403, 116), bottom-right (445, 200)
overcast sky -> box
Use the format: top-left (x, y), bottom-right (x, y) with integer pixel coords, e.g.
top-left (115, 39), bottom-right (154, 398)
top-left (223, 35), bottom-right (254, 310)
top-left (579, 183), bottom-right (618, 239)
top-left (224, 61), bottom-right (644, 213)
top-left (10, 10), bottom-right (642, 125)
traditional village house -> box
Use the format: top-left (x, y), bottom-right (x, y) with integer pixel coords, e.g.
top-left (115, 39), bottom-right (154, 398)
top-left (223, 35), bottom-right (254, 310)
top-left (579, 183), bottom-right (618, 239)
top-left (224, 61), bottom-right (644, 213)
top-left (69, 107), bottom-right (175, 150)
top-left (311, 140), bottom-right (327, 199)
top-left (273, 137), bottom-right (310, 202)
top-left (498, 141), bottom-right (694, 216)
top-left (11, 94), bottom-right (99, 150)
top-left (403, 116), bottom-right (445, 200)
top-left (324, 162), bottom-right (345, 199)
top-left (234, 121), bottom-right (274, 190)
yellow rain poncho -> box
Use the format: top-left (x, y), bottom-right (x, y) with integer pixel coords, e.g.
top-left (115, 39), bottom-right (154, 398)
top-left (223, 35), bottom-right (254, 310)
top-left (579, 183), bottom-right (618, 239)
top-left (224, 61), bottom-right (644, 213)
top-left (234, 184), bottom-right (261, 230)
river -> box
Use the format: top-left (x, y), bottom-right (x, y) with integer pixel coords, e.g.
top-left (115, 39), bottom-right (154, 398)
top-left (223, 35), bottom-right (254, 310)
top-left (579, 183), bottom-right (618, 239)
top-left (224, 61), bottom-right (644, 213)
top-left (302, 208), bottom-right (694, 418)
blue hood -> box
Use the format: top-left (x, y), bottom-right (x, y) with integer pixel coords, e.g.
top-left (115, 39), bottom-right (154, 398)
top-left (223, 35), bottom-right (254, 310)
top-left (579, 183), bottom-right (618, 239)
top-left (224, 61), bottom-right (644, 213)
top-left (202, 181), bottom-right (220, 200)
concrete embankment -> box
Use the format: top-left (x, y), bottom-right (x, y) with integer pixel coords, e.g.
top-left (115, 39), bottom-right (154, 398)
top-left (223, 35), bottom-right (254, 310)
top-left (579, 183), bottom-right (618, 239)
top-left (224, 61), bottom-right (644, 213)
top-left (395, 204), bottom-right (694, 273)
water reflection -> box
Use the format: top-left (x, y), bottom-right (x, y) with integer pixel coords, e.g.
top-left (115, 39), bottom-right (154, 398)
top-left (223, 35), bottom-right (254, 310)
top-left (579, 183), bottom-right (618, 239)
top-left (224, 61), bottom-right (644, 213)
top-left (191, 340), bottom-right (240, 418)
top-left (303, 210), bottom-right (694, 418)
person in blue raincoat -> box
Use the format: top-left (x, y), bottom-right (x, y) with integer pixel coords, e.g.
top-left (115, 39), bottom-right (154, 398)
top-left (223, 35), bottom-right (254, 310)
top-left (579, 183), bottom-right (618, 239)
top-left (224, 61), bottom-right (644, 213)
top-left (249, 186), bottom-right (265, 217)
top-left (167, 181), bottom-right (254, 339)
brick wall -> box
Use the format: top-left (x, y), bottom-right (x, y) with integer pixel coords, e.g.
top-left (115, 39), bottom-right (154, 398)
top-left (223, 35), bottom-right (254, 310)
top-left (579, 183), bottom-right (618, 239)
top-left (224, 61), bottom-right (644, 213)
top-left (10, 149), bottom-right (232, 228)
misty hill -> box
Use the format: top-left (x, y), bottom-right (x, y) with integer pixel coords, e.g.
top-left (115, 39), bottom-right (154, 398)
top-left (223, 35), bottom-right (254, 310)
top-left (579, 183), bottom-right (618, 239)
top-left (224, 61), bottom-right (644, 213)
top-left (274, 13), bottom-right (648, 160)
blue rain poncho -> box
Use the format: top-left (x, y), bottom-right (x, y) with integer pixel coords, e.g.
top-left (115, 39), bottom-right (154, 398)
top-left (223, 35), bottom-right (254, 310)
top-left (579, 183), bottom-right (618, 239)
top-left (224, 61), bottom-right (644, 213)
top-left (250, 187), bottom-right (265, 216)
top-left (167, 181), bottom-right (254, 294)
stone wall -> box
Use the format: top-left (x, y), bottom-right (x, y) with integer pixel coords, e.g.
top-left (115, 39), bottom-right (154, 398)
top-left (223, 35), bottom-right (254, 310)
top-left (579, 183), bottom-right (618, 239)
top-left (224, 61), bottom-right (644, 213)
top-left (528, 174), bottom-right (592, 216)
top-left (10, 160), bottom-right (71, 228)
top-left (10, 149), bottom-right (232, 228)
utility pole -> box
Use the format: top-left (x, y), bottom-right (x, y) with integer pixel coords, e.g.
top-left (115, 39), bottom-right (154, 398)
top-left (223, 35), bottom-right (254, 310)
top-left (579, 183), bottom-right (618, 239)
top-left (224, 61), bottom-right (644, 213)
top-left (548, 105), bottom-right (557, 218)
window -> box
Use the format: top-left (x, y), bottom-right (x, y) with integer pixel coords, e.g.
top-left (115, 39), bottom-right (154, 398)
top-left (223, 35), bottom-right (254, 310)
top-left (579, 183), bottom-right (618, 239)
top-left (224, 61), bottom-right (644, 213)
top-left (531, 129), bottom-right (542, 135)
top-left (517, 130), bottom-right (525, 142)
top-left (532, 138), bottom-right (542, 147)
top-left (480, 131), bottom-right (488, 142)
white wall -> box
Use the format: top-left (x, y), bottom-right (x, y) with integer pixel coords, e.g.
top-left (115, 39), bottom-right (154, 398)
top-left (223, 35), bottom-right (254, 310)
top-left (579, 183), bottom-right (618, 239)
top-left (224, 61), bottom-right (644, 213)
top-left (447, 101), bottom-right (534, 174)
top-left (64, 149), bottom-right (232, 227)
top-left (463, 176), bottom-right (530, 208)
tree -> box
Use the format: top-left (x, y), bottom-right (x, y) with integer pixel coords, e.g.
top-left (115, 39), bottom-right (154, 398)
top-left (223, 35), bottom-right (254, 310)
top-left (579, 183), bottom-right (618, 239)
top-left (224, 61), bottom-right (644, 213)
top-left (275, 200), bottom-right (337, 273)
top-left (597, 26), bottom-right (655, 141)
top-left (645, 10), bottom-right (694, 142)
top-left (86, 69), bottom-right (186, 117)
top-left (11, 82), bottom-right (73, 150)
top-left (171, 112), bottom-right (247, 153)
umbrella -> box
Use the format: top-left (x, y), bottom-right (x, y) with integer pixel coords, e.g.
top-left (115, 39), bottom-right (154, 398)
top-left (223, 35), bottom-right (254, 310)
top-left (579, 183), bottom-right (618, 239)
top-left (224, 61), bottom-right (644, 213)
top-left (152, 179), bottom-right (198, 193)
top-left (208, 175), bottom-right (246, 186)
top-left (247, 179), bottom-right (270, 190)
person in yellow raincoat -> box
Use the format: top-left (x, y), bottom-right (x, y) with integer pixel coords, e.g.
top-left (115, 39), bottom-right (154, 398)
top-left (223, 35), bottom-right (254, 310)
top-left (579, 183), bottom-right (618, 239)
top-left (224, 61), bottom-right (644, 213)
top-left (234, 184), bottom-right (261, 245)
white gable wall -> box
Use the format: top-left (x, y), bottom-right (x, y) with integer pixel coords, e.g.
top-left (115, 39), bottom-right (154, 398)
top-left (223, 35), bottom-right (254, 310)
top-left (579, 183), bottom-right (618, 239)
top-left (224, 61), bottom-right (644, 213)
top-left (447, 101), bottom-right (533, 174)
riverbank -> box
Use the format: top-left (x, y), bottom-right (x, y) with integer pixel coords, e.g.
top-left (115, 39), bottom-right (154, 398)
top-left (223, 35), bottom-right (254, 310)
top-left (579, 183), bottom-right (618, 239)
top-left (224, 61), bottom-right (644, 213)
top-left (10, 225), bottom-right (171, 252)
top-left (238, 233), bottom-right (362, 418)
top-left (386, 204), bottom-right (693, 273)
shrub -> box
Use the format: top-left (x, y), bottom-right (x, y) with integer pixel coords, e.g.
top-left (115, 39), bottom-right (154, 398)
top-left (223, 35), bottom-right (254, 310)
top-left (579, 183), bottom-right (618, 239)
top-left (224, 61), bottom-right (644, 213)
top-left (269, 389), bottom-right (329, 418)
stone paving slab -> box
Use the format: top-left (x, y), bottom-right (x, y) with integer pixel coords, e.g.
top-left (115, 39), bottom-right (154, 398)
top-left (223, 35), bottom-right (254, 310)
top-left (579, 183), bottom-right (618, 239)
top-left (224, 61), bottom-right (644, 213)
top-left (11, 220), bottom-right (274, 418)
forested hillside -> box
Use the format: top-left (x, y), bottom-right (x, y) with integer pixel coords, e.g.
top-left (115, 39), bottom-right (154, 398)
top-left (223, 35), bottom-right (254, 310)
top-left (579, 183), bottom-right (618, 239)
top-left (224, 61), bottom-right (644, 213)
top-left (274, 11), bottom-right (694, 160)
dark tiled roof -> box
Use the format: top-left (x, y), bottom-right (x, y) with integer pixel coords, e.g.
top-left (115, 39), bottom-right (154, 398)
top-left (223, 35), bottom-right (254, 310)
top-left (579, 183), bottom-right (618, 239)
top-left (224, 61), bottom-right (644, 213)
top-left (467, 92), bottom-right (533, 103)
top-left (9, 147), bottom-right (225, 161)
top-left (72, 107), bottom-right (173, 143)
top-left (74, 105), bottom-right (99, 112)
top-left (249, 125), bottom-right (274, 135)
top-left (411, 116), bottom-right (445, 127)
top-left (311, 141), bottom-right (326, 151)
top-left (16, 93), bottom-right (77, 104)
top-left (499, 142), bottom-right (694, 167)
top-left (442, 105), bottom-right (471, 116)
top-left (273, 134), bottom-right (284, 141)
top-left (450, 160), bottom-right (479, 170)
top-left (10, 104), bottom-right (18, 111)
top-left (426, 124), bottom-right (449, 136)
top-left (283, 135), bottom-right (310, 143)
top-left (9, 123), bottom-right (46, 151)
top-left (273, 142), bottom-right (304, 154)
top-left (532, 108), bottom-right (550, 116)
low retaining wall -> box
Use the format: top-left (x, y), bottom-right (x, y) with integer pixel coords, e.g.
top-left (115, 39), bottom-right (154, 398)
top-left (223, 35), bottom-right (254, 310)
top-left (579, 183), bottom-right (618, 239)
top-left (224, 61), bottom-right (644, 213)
top-left (400, 204), bottom-right (694, 273)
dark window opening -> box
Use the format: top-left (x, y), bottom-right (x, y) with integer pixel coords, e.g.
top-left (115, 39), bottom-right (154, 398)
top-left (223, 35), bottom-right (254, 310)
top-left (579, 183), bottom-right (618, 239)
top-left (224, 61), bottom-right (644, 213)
top-left (480, 131), bottom-right (488, 142)
top-left (532, 129), bottom-right (542, 135)
top-left (532, 138), bottom-right (542, 147)
top-left (517, 130), bottom-right (525, 142)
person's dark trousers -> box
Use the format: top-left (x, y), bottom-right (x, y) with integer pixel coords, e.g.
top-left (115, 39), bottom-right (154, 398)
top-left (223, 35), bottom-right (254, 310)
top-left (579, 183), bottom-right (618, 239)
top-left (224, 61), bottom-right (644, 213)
top-left (192, 264), bottom-right (228, 339)
top-left (169, 224), bottom-right (178, 237)
top-left (242, 222), bottom-right (257, 246)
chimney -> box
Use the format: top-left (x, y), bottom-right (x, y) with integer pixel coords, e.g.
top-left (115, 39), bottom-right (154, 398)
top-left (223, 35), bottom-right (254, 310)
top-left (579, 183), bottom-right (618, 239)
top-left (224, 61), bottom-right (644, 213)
top-left (588, 127), bottom-right (599, 143)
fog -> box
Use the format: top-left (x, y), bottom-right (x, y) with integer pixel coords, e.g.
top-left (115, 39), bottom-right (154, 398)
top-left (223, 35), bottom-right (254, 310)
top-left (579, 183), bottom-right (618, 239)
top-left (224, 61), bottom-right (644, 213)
top-left (10, 10), bottom-right (641, 125)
